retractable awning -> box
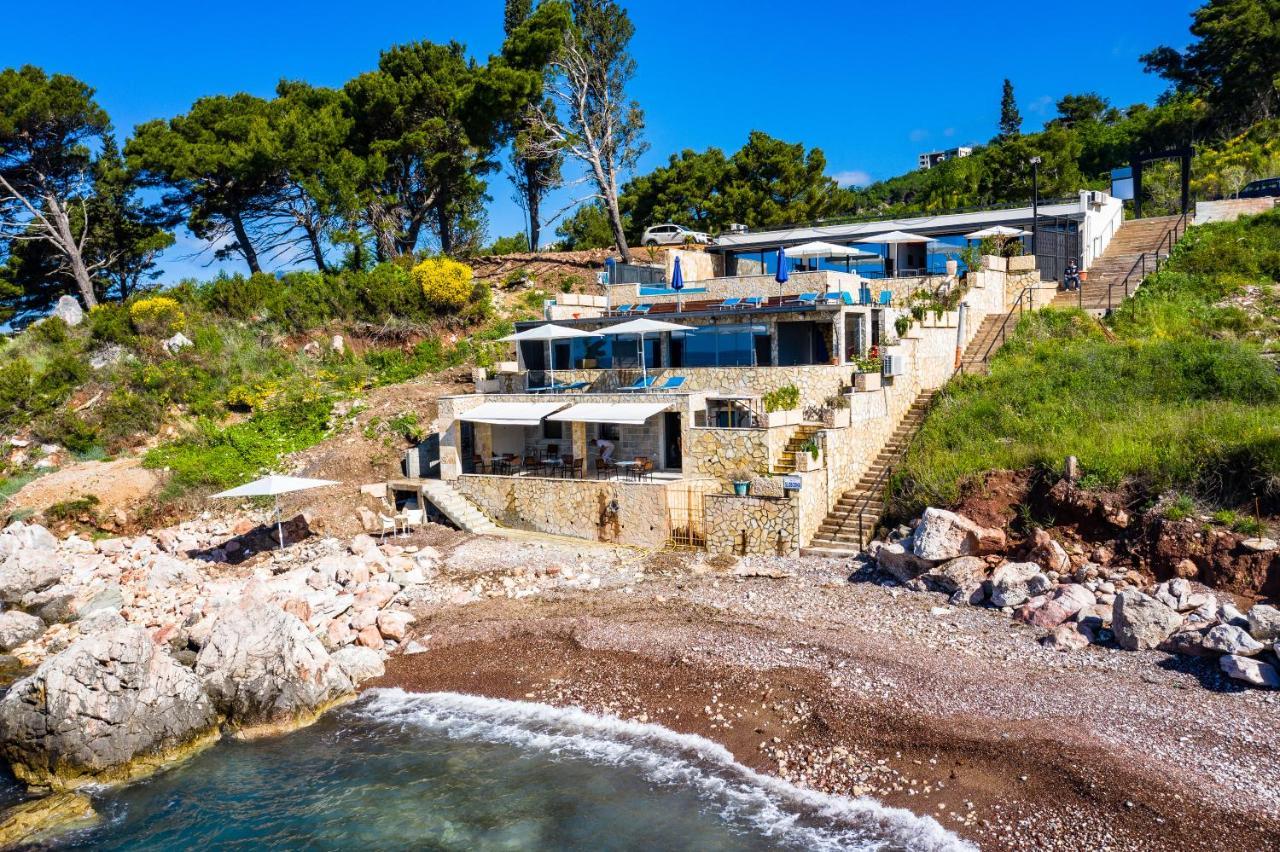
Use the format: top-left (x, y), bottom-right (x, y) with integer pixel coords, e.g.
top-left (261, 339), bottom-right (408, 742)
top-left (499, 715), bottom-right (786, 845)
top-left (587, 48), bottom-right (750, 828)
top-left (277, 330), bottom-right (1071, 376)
top-left (458, 401), bottom-right (565, 426)
top-left (547, 402), bottom-right (672, 425)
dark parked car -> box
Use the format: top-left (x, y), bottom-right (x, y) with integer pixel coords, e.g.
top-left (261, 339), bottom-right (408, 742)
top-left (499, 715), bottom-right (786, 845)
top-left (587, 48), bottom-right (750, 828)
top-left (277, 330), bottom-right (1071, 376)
top-left (1239, 177), bottom-right (1280, 199)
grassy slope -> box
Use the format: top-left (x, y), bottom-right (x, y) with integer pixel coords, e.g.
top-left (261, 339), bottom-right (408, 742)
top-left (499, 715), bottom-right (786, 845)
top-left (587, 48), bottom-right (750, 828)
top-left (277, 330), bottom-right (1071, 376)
top-left (892, 209), bottom-right (1280, 517)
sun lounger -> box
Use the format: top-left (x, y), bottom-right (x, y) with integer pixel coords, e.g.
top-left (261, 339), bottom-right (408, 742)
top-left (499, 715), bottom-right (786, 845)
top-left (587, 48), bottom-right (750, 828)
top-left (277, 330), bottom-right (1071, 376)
top-left (630, 304), bottom-right (653, 315)
top-left (613, 304), bottom-right (633, 315)
top-left (717, 298), bottom-right (743, 310)
top-left (618, 376), bottom-right (658, 392)
top-left (786, 292), bottom-right (818, 306)
top-left (878, 290), bottom-right (892, 307)
top-left (559, 381), bottom-right (589, 392)
top-left (743, 296), bottom-right (764, 309)
top-left (655, 376), bottom-right (686, 391)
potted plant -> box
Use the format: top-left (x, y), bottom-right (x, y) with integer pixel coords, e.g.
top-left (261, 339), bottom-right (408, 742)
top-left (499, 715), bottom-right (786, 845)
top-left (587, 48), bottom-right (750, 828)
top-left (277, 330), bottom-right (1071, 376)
top-left (852, 354), bottom-right (882, 392)
top-left (729, 468), bottom-right (753, 497)
top-left (796, 439), bottom-right (821, 471)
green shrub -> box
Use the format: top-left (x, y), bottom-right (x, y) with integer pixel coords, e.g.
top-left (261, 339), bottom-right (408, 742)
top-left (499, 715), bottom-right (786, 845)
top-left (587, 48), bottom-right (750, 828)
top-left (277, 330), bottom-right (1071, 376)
top-left (202, 271), bottom-right (276, 320)
top-left (87, 304), bottom-right (136, 345)
top-left (31, 317), bottom-right (70, 345)
top-left (763, 384), bottom-right (800, 413)
top-left (413, 257), bottom-right (475, 312)
top-left (0, 359), bottom-right (35, 428)
top-left (44, 494), bottom-right (100, 522)
top-left (129, 296), bottom-right (186, 336)
top-left (32, 409), bottom-right (99, 455)
top-left (96, 389), bottom-right (164, 452)
top-left (1164, 493), bottom-right (1196, 521)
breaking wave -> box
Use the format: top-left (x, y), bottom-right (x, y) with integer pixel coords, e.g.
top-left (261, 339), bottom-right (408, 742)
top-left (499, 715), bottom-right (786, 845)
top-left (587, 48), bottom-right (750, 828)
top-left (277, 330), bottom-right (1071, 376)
top-left (359, 689), bottom-right (975, 852)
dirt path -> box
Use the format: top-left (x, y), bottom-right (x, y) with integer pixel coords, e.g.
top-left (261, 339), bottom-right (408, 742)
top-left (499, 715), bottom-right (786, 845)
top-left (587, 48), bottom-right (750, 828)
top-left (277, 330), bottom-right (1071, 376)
top-left (371, 554), bottom-right (1280, 851)
top-left (7, 458), bottom-right (158, 519)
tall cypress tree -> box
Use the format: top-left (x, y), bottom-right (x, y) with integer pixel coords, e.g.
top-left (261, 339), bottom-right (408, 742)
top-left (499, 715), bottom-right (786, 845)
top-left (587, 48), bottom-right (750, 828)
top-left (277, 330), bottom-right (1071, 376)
top-left (999, 79), bottom-right (1022, 139)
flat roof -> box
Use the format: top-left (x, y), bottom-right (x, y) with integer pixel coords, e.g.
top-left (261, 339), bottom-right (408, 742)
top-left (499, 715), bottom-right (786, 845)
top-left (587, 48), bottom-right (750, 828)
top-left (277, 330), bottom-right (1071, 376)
top-left (711, 199), bottom-right (1084, 253)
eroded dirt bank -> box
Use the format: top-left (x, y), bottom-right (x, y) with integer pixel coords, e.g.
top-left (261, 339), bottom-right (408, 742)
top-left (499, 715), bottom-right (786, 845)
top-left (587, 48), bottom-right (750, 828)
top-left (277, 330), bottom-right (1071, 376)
top-left (371, 556), bottom-right (1280, 851)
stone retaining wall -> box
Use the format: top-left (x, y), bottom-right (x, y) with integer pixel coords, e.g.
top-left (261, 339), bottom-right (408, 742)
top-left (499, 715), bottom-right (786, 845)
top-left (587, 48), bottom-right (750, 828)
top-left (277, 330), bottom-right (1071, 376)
top-left (704, 493), bottom-right (798, 555)
top-left (455, 475), bottom-right (671, 548)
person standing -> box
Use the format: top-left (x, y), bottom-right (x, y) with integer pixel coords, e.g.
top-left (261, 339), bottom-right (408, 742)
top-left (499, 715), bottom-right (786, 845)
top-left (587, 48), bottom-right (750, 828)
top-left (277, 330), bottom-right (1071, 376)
top-left (594, 437), bottom-right (615, 462)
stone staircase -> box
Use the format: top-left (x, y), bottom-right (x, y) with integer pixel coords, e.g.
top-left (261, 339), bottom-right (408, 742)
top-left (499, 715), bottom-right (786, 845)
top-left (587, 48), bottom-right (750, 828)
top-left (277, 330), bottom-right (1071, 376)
top-left (771, 424), bottom-right (822, 474)
top-left (1052, 215), bottom-right (1182, 312)
top-left (418, 480), bottom-right (498, 534)
top-left (957, 314), bottom-right (1008, 375)
top-left (803, 390), bottom-right (936, 557)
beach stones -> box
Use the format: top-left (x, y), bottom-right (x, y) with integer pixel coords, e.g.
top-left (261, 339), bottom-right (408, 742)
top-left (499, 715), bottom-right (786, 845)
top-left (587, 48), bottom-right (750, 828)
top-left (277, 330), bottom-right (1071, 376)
top-left (195, 599), bottom-right (353, 734)
top-left (1112, 590), bottom-right (1183, 651)
top-left (0, 628), bottom-right (219, 790)
top-left (1201, 624), bottom-right (1265, 657)
top-left (988, 562), bottom-right (1051, 608)
top-left (1246, 604), bottom-right (1280, 643)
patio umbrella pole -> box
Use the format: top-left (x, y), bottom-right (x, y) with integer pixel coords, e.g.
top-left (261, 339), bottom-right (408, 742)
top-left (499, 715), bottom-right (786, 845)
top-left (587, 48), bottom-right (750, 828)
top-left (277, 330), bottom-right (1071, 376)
top-left (275, 494), bottom-right (284, 549)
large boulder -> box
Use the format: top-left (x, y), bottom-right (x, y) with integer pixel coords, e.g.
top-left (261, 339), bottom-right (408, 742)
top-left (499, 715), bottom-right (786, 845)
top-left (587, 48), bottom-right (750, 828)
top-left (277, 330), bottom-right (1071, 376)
top-left (1201, 624), bottom-right (1265, 657)
top-left (0, 550), bottom-right (64, 604)
top-left (0, 628), bottom-right (219, 790)
top-left (330, 646), bottom-right (385, 685)
top-left (910, 508), bottom-right (1005, 562)
top-left (1112, 590), bottom-right (1183, 651)
top-left (0, 523), bottom-right (58, 556)
top-left (988, 562), bottom-right (1051, 608)
top-left (50, 296), bottom-right (84, 327)
top-left (0, 612), bottom-right (44, 652)
top-left (871, 541), bottom-right (932, 583)
top-left (919, 556), bottom-right (989, 604)
top-left (0, 792), bottom-right (97, 847)
top-left (1025, 528), bottom-right (1070, 574)
top-left (194, 599), bottom-right (353, 735)
top-left (1219, 654), bottom-right (1279, 688)
top-left (1246, 604), bottom-right (1280, 643)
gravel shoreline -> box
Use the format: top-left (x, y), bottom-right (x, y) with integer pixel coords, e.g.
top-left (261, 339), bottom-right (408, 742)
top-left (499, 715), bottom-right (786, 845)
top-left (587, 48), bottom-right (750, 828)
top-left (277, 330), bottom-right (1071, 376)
top-left (373, 549), bottom-right (1280, 850)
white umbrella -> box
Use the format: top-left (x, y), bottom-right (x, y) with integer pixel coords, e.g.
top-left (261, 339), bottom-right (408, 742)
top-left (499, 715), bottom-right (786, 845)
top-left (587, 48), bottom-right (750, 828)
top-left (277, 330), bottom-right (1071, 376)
top-left (211, 475), bottom-right (340, 549)
top-left (784, 241), bottom-right (880, 272)
top-left (501, 323), bottom-right (602, 389)
top-left (965, 225), bottom-right (1031, 239)
top-left (602, 317), bottom-right (697, 384)
top-left (855, 231), bottom-right (935, 277)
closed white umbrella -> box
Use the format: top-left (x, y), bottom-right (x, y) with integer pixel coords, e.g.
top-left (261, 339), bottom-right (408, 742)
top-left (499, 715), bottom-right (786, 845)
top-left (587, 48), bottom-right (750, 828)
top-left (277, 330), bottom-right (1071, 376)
top-left (211, 475), bottom-right (340, 549)
top-left (602, 318), bottom-right (697, 383)
top-left (501, 323), bottom-right (602, 389)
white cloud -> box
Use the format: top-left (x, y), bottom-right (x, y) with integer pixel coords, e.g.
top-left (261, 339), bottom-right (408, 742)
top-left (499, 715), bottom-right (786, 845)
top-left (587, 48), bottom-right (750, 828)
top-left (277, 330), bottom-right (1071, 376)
top-left (1027, 95), bottom-right (1054, 115)
top-left (831, 170), bottom-right (872, 188)
top-left (908, 128), bottom-right (929, 143)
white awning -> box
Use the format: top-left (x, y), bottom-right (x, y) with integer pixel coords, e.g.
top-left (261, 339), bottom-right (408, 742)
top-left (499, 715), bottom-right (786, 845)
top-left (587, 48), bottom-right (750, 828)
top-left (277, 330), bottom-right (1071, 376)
top-left (547, 402), bottom-right (672, 425)
top-left (458, 401), bottom-right (565, 426)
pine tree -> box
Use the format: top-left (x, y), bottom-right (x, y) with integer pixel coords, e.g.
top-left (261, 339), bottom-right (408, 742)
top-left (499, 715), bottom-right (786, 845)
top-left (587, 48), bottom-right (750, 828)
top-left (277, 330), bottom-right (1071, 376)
top-left (999, 79), bottom-right (1022, 139)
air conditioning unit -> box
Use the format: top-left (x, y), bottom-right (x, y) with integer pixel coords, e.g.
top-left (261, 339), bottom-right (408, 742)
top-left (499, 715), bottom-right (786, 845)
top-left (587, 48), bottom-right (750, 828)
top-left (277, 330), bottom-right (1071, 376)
top-left (596, 271), bottom-right (610, 286)
top-left (1086, 190), bottom-right (1106, 208)
top-left (727, 223), bottom-right (748, 234)
top-left (882, 354), bottom-right (907, 377)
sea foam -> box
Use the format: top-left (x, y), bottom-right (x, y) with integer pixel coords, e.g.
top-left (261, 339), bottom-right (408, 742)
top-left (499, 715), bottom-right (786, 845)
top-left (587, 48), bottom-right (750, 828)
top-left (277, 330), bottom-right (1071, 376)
top-left (359, 688), bottom-right (976, 852)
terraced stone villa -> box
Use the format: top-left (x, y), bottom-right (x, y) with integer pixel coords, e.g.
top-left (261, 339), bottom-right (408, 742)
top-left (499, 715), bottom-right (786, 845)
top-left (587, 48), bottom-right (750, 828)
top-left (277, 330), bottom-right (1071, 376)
top-left (396, 191), bottom-right (1182, 556)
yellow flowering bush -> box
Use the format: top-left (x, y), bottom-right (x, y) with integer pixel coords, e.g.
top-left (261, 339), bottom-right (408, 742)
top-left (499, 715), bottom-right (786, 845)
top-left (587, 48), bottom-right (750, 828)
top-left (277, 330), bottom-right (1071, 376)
top-left (411, 257), bottom-right (474, 312)
top-left (129, 296), bottom-right (186, 336)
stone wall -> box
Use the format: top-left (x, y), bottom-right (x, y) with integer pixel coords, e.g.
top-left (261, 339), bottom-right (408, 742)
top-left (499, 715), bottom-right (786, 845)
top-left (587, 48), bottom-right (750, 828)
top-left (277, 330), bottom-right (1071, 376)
top-left (455, 475), bottom-right (672, 548)
top-left (638, 270), bottom-right (856, 303)
top-left (704, 493), bottom-right (798, 555)
top-left (687, 428), bottom-right (770, 481)
top-left (493, 364), bottom-right (852, 402)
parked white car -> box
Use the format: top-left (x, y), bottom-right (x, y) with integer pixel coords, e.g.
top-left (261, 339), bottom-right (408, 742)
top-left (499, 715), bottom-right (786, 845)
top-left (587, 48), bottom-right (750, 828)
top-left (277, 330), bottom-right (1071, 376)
top-left (641, 223), bottom-right (712, 246)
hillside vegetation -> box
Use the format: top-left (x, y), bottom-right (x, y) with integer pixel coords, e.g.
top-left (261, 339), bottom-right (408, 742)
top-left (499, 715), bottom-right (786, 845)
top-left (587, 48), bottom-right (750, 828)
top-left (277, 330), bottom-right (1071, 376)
top-left (892, 209), bottom-right (1280, 517)
top-left (0, 260), bottom-right (525, 510)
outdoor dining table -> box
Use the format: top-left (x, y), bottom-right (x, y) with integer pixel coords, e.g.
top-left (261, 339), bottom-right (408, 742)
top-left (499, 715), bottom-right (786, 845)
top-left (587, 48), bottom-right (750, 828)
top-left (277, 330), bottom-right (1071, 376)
top-left (613, 460), bottom-right (642, 481)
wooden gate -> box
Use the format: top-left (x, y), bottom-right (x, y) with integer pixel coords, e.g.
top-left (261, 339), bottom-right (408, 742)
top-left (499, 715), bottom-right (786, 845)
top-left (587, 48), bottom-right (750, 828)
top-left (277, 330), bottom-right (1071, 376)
top-left (666, 484), bottom-right (711, 550)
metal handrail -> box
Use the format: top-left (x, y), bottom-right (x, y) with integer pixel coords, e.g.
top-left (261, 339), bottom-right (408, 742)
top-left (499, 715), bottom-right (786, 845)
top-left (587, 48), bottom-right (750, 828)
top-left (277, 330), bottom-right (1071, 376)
top-left (856, 460), bottom-right (897, 549)
top-left (957, 285), bottom-right (1038, 374)
top-left (1105, 211), bottom-right (1189, 312)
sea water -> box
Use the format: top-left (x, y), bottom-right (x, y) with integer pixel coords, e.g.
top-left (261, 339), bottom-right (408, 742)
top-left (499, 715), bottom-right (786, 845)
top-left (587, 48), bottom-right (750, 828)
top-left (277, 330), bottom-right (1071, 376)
top-left (33, 690), bottom-right (972, 850)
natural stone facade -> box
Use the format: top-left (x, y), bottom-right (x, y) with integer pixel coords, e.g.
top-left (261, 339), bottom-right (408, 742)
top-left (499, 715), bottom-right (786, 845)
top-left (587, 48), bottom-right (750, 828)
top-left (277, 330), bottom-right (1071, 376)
top-left (455, 475), bottom-right (675, 549)
top-left (705, 493), bottom-right (797, 555)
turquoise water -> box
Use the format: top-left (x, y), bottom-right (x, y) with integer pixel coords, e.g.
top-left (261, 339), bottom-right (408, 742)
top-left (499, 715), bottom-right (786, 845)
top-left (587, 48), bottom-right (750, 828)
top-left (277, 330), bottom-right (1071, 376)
top-left (36, 690), bottom-right (970, 851)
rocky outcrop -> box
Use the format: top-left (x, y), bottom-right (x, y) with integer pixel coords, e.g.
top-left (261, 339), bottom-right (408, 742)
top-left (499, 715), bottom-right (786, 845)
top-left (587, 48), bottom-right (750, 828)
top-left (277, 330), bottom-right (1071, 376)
top-left (871, 541), bottom-right (932, 583)
top-left (1112, 591), bottom-right (1183, 651)
top-left (0, 792), bottom-right (97, 847)
top-left (331, 646), bottom-right (386, 684)
top-left (0, 628), bottom-right (220, 790)
top-left (910, 508), bottom-right (1005, 562)
top-left (194, 599), bottom-right (353, 736)
top-left (0, 612), bottom-right (45, 652)
top-left (918, 556), bottom-right (989, 604)
top-left (0, 549), bottom-right (63, 604)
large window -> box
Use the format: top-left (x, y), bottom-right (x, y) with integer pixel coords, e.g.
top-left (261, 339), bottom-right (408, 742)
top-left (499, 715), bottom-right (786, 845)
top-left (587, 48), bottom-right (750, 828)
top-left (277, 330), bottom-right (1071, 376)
top-left (673, 324), bottom-right (767, 367)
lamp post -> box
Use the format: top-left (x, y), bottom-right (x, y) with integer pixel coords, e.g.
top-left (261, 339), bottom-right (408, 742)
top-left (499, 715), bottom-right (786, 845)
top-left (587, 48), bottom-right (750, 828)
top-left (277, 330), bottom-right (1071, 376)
top-left (1029, 156), bottom-right (1042, 258)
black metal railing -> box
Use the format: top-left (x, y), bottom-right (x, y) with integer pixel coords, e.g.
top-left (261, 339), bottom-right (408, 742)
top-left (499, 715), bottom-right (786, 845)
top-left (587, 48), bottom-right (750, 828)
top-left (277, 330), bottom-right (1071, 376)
top-left (1105, 210), bottom-right (1190, 313)
top-left (958, 285), bottom-right (1039, 374)
top-left (856, 461), bottom-right (896, 549)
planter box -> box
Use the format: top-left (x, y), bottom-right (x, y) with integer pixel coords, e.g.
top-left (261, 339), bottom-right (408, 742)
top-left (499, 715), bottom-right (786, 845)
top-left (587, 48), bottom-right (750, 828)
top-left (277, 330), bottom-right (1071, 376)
top-left (762, 408), bottom-right (802, 428)
top-left (855, 371), bottom-right (882, 392)
top-left (823, 407), bottom-right (851, 428)
top-left (795, 451), bottom-right (822, 472)
top-left (1007, 255), bottom-right (1036, 272)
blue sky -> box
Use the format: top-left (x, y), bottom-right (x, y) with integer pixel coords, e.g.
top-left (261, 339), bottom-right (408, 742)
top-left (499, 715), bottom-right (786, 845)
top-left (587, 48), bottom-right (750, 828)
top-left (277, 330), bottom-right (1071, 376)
top-left (3, 0), bottom-right (1199, 278)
